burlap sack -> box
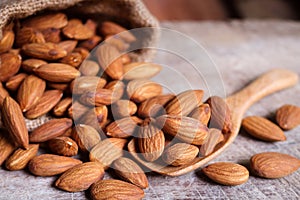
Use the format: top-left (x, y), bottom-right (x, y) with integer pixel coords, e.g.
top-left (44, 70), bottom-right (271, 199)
top-left (0, 0), bottom-right (159, 131)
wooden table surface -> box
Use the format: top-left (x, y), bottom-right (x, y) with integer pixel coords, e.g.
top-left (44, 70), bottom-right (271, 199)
top-left (1, 20), bottom-right (300, 199)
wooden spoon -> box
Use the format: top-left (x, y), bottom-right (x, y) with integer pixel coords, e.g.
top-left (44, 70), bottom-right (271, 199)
top-left (128, 69), bottom-right (298, 176)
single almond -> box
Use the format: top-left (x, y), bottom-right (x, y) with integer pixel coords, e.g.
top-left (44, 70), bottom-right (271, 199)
top-left (58, 40), bottom-right (78, 54)
top-left (61, 127), bottom-right (73, 137)
top-left (203, 162), bottom-right (249, 185)
top-left (138, 119), bottom-right (165, 162)
top-left (112, 157), bottom-right (149, 189)
top-left (90, 179), bottom-right (144, 200)
top-left (156, 115), bottom-right (208, 145)
top-left (242, 116), bottom-right (286, 142)
top-left (22, 13), bottom-right (68, 29)
top-left (25, 90), bottom-right (63, 119)
top-left (71, 124), bottom-right (101, 152)
top-left (138, 94), bottom-right (175, 118)
top-left (5, 144), bottom-right (39, 170)
top-left (80, 88), bottom-right (122, 106)
top-left (47, 82), bottom-right (70, 91)
top-left (106, 116), bottom-right (141, 138)
top-left (78, 105), bottom-right (108, 131)
top-left (89, 138), bottom-right (127, 169)
top-left (34, 63), bottom-right (80, 82)
top-left (111, 100), bottom-right (137, 118)
top-left (53, 97), bottom-right (72, 117)
top-left (79, 60), bottom-right (100, 76)
top-left (60, 52), bottom-right (83, 67)
top-left (21, 58), bottom-right (47, 73)
top-left (71, 76), bottom-right (107, 95)
top-left (123, 62), bottom-right (162, 80)
top-left (0, 82), bottom-right (10, 107)
top-left (29, 118), bottom-right (73, 143)
top-left (189, 103), bottom-right (211, 126)
top-left (41, 28), bottom-right (61, 43)
top-left (22, 42), bottom-right (67, 60)
top-left (0, 130), bottom-right (16, 165)
top-left (48, 136), bottom-right (78, 157)
top-left (28, 154), bottom-right (82, 176)
top-left (63, 19), bottom-right (94, 40)
top-left (5, 73), bottom-right (28, 91)
top-left (276, 104), bottom-right (300, 130)
top-left (127, 79), bottom-right (163, 103)
top-left (1, 97), bottom-right (29, 149)
top-left (15, 27), bottom-right (45, 47)
top-left (99, 21), bottom-right (136, 42)
top-left (79, 35), bottom-right (102, 50)
top-left (200, 128), bottom-right (224, 156)
top-left (165, 90), bottom-right (204, 116)
top-left (0, 29), bottom-right (15, 54)
top-left (17, 75), bottom-right (46, 112)
top-left (0, 53), bottom-right (22, 82)
top-left (250, 152), bottom-right (300, 179)
top-left (162, 143), bottom-right (199, 166)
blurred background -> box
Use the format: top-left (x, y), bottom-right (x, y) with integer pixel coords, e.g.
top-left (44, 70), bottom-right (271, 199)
top-left (143, 0), bottom-right (300, 21)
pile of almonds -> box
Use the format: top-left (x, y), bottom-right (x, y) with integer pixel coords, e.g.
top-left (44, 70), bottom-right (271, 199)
top-left (0, 11), bottom-right (299, 199)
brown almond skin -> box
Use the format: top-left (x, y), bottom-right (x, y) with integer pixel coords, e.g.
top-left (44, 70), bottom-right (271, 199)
top-left (79, 35), bottom-right (102, 50)
top-left (162, 143), bottom-right (199, 166)
top-left (22, 13), bottom-right (68, 30)
top-left (165, 90), bottom-right (204, 116)
top-left (111, 100), bottom-right (137, 119)
top-left (22, 43), bottom-right (67, 60)
top-left (60, 52), bottom-right (83, 68)
top-left (156, 115), bottom-right (209, 145)
top-left (21, 59), bottom-right (47, 73)
top-left (17, 75), bottom-right (46, 112)
top-left (5, 144), bottom-right (39, 170)
top-left (15, 27), bottom-right (45, 47)
top-left (41, 28), bottom-right (61, 43)
top-left (112, 157), bottom-right (149, 189)
top-left (79, 60), bottom-right (100, 76)
top-left (25, 90), bottom-right (63, 119)
top-left (28, 154), bottom-right (82, 176)
top-left (250, 152), bottom-right (300, 179)
top-left (242, 116), bottom-right (286, 142)
top-left (138, 119), bottom-right (165, 162)
top-left (0, 130), bottom-right (16, 165)
top-left (200, 128), bottom-right (224, 156)
top-left (0, 82), bottom-right (9, 107)
top-left (90, 179), bottom-right (144, 200)
top-left (34, 63), bottom-right (80, 82)
top-left (58, 40), bottom-right (78, 54)
top-left (47, 82), bottom-right (70, 91)
top-left (71, 76), bottom-right (107, 95)
top-left (0, 53), bottom-right (22, 82)
top-left (189, 103), bottom-right (211, 126)
top-left (100, 21), bottom-right (136, 42)
top-left (203, 162), bottom-right (249, 185)
top-left (123, 62), bottom-right (162, 80)
top-left (62, 19), bottom-right (94, 40)
top-left (48, 137), bottom-right (78, 157)
top-left (53, 97), bottom-right (72, 117)
top-left (1, 97), bottom-right (29, 149)
top-left (0, 30), bottom-right (14, 54)
top-left (276, 104), bottom-right (300, 130)
top-left (78, 105), bottom-right (108, 131)
top-left (106, 117), bottom-right (140, 138)
top-left (5, 73), bottom-right (28, 91)
top-left (90, 138), bottom-right (127, 169)
top-left (29, 118), bottom-right (73, 143)
top-left (55, 162), bottom-right (105, 192)
top-left (71, 124), bottom-right (101, 152)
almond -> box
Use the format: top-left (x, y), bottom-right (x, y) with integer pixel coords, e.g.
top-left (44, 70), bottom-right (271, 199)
top-left (200, 128), bottom-right (224, 156)
top-left (100, 21), bottom-right (136, 42)
top-left (242, 116), bottom-right (286, 142)
top-left (53, 97), bottom-right (72, 117)
top-left (5, 73), bottom-right (28, 91)
top-left (0, 29), bottom-right (15, 54)
top-left (79, 60), bottom-right (100, 76)
top-left (74, 47), bottom-right (89, 59)
top-left (71, 76), bottom-right (107, 95)
top-left (0, 53), bottom-right (22, 82)
top-left (71, 124), bottom-right (101, 152)
top-left (0, 130), bottom-right (15, 165)
top-left (121, 54), bottom-right (131, 64)
top-left (60, 52), bottom-right (83, 67)
top-left (0, 82), bottom-right (9, 107)
top-left (156, 115), bottom-right (208, 145)
top-left (250, 152), bottom-right (300, 178)
top-left (48, 136), bottom-right (78, 157)
top-left (41, 28), bottom-right (61, 43)
top-left (68, 101), bottom-right (90, 121)
top-left (58, 40), bottom-right (78, 54)
top-left (63, 19), bottom-right (94, 40)
top-left (28, 154), bottom-right (82, 176)
top-left (165, 90), bottom-right (204, 116)
top-left (79, 35), bottom-right (102, 50)
top-left (22, 13), bottom-right (68, 29)
top-left (34, 63), bottom-right (80, 82)
top-left (123, 62), bottom-right (162, 80)
top-left (21, 58), bottom-right (47, 73)
top-left (15, 27), bottom-right (45, 47)
top-left (1, 97), bottom-right (29, 149)
top-left (105, 35), bottom-right (129, 51)
top-left (79, 105), bottom-right (108, 131)
top-left (5, 144), bottom-right (39, 170)
top-left (162, 143), bottom-right (199, 166)
top-left (97, 43), bottom-right (123, 80)
top-left (111, 100), bottom-right (137, 118)
top-left (207, 96), bottom-right (232, 134)
top-left (25, 90), bottom-right (63, 119)
top-left (22, 42), bottom-right (67, 60)
top-left (29, 118), bottom-right (73, 143)
top-left (106, 116), bottom-right (141, 138)
top-left (90, 138), bottom-right (127, 168)
top-left (276, 104), bottom-right (300, 130)
top-left (47, 82), bottom-right (70, 91)
top-left (138, 119), bottom-right (165, 162)
top-left (189, 103), bottom-right (211, 125)
top-left (90, 179), bottom-right (144, 200)
top-left (127, 79), bottom-right (163, 103)
top-left (17, 75), bottom-right (46, 112)
top-left (138, 94), bottom-right (175, 118)
top-left (112, 157), bottom-right (149, 189)
top-left (203, 162), bottom-right (249, 185)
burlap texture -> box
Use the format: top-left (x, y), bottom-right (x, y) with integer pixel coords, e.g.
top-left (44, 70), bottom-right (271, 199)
top-left (0, 0), bottom-right (159, 131)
